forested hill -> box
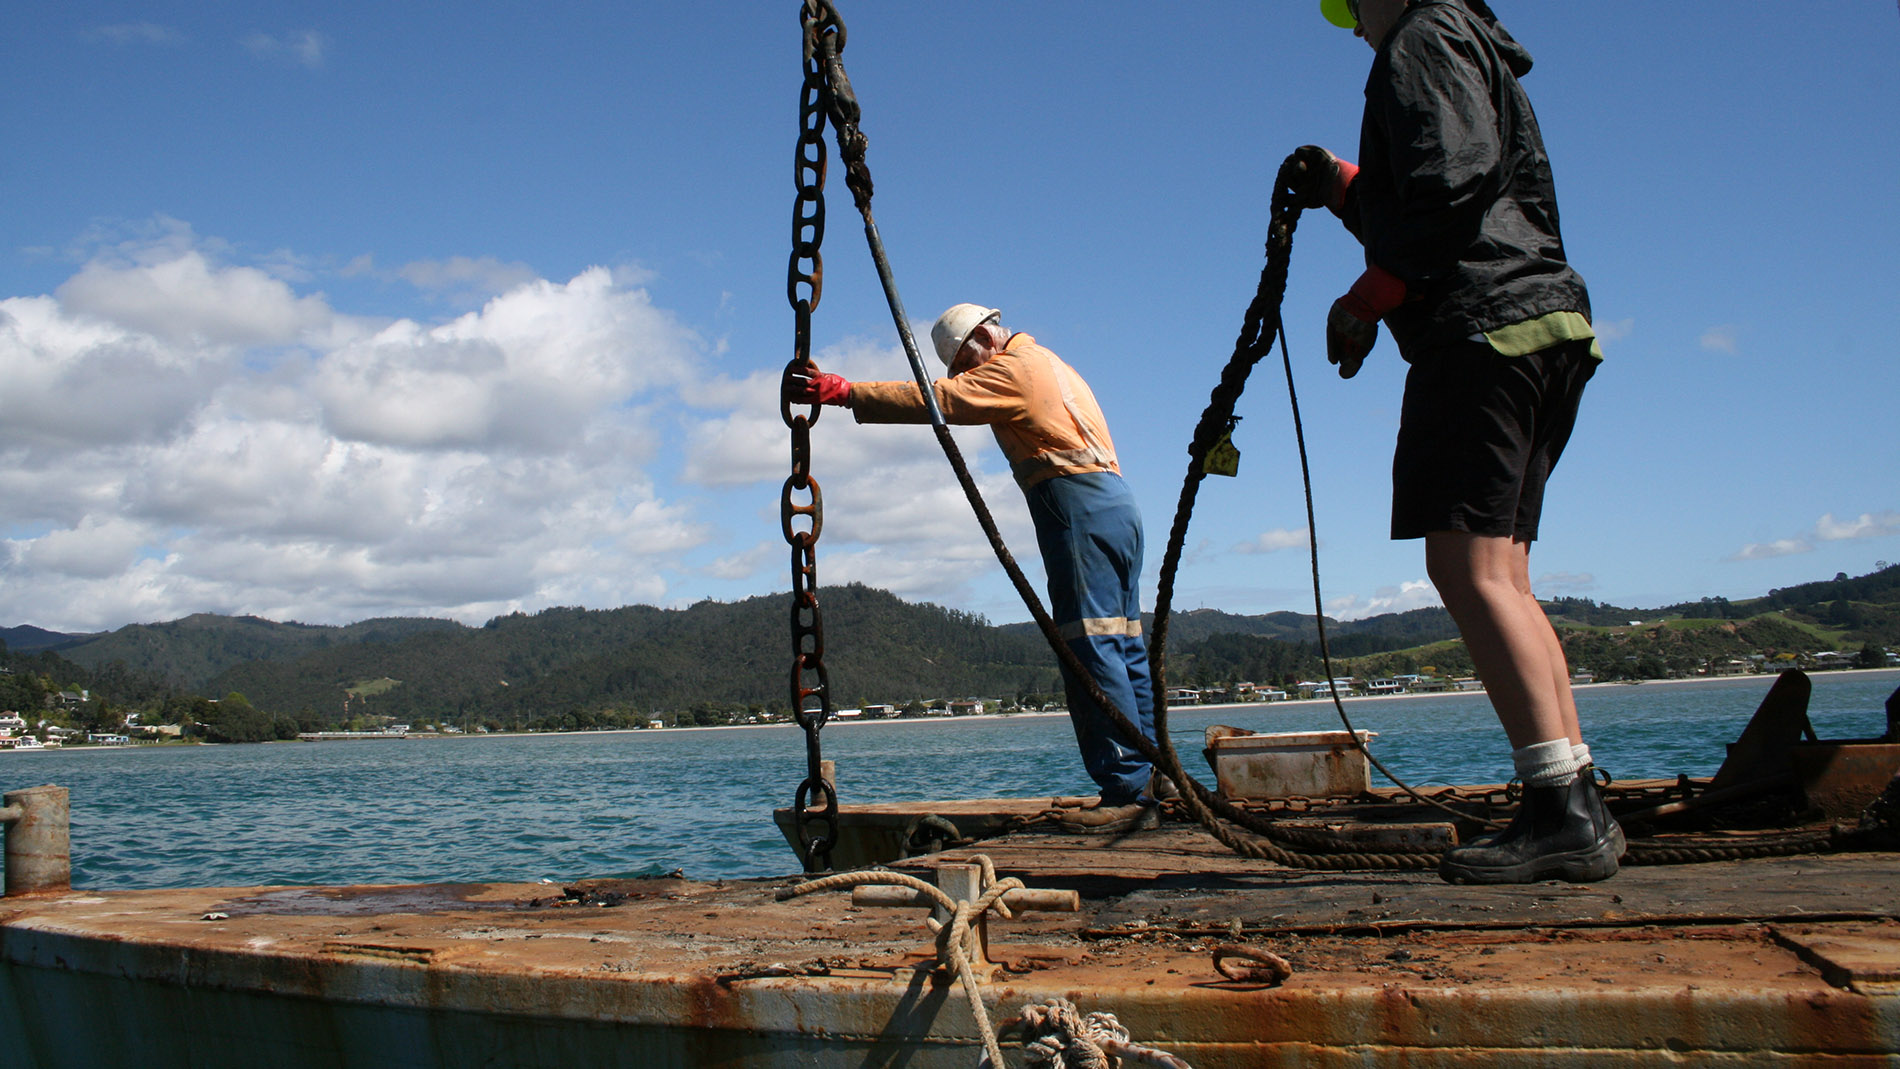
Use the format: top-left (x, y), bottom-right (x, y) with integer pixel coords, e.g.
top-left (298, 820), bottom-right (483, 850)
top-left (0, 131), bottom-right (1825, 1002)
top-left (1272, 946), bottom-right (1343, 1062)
top-left (56, 613), bottom-right (464, 689)
top-left (0, 624), bottom-right (101, 655)
top-left (206, 585), bottom-right (1055, 722)
top-left (5, 565), bottom-right (1897, 728)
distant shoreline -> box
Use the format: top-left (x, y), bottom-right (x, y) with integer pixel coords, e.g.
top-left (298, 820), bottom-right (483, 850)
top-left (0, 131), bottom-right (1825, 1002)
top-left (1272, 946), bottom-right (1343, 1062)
top-left (464, 665), bottom-right (1900, 735)
top-left (17, 667), bottom-right (1894, 750)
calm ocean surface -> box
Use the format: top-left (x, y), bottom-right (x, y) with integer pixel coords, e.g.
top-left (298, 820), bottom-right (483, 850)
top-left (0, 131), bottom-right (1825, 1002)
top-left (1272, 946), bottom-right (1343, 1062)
top-left (5, 670), bottom-right (1895, 892)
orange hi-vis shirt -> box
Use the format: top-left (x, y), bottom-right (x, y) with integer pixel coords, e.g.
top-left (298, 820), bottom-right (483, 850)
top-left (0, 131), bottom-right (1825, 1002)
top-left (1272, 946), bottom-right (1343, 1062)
top-left (847, 333), bottom-right (1121, 490)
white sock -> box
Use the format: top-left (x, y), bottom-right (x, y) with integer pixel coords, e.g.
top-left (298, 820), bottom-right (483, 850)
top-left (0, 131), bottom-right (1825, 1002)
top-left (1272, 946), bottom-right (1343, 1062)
top-left (1572, 742), bottom-right (1593, 768)
top-left (1513, 738), bottom-right (1581, 788)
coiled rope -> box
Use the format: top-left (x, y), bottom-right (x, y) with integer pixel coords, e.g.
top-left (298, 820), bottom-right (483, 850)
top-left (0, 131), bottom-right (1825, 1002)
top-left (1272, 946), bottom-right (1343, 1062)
top-left (778, 861), bottom-right (1193, 1069)
top-left (1003, 998), bottom-right (1193, 1069)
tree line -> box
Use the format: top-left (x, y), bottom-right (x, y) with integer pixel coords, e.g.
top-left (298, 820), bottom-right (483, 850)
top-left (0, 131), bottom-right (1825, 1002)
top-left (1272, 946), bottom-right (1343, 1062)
top-left (7, 565), bottom-right (1896, 742)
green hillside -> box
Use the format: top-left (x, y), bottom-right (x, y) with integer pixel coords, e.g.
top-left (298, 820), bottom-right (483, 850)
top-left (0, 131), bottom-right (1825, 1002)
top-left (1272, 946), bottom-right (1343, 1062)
top-left (6, 564), bottom-right (1895, 738)
top-left (56, 613), bottom-right (464, 688)
top-left (206, 585), bottom-right (1057, 725)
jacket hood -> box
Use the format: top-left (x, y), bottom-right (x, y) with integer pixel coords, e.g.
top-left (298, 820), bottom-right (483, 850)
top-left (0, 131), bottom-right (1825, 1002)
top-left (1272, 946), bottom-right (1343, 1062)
top-left (1448, 0), bottom-right (1533, 77)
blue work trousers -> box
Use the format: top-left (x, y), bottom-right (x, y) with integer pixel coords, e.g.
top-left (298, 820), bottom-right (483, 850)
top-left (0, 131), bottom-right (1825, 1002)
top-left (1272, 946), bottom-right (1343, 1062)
top-left (1025, 471), bottom-right (1157, 805)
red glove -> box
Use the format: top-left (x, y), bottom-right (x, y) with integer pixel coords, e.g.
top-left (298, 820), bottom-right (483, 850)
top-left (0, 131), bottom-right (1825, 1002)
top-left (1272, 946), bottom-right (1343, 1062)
top-left (790, 371), bottom-right (852, 406)
top-left (1325, 265), bottom-right (1406, 379)
top-left (1286, 145), bottom-right (1359, 216)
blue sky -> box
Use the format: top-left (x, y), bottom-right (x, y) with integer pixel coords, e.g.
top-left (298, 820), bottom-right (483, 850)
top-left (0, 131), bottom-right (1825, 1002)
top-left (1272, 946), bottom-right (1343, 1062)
top-left (3, 2), bottom-right (1897, 634)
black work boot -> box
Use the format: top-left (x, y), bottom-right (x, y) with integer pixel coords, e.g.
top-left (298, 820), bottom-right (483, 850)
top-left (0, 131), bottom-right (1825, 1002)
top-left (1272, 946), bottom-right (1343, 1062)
top-left (1439, 774), bottom-right (1622, 884)
top-left (1581, 764), bottom-right (1627, 862)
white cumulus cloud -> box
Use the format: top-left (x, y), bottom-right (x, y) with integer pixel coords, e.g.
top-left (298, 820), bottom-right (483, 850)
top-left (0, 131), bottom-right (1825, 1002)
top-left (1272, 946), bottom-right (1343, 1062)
top-left (1729, 538), bottom-right (1811, 561)
top-left (1728, 510), bottom-right (1900, 562)
top-left (1234, 528), bottom-right (1310, 555)
top-left (1326, 579), bottom-right (1441, 621)
top-left (56, 248), bottom-right (333, 347)
top-left (1815, 511), bottom-right (1900, 542)
top-left (0, 226), bottom-right (725, 631)
top-left (311, 267), bottom-right (695, 453)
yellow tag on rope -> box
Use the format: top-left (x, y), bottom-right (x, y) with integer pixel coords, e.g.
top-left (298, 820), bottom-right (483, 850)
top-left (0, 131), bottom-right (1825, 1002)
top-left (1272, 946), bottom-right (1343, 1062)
top-left (1203, 430), bottom-right (1240, 477)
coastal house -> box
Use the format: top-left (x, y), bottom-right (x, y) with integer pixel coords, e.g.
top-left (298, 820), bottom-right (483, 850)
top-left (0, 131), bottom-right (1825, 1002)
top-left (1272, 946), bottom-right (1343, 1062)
top-left (0, 713), bottom-right (25, 735)
top-left (1165, 688), bottom-right (1201, 705)
top-left (861, 704), bottom-right (896, 719)
top-left (1296, 679), bottom-right (1357, 699)
top-left (947, 700), bottom-right (985, 717)
top-left (1365, 679), bottom-right (1405, 696)
top-left (86, 733), bottom-right (132, 746)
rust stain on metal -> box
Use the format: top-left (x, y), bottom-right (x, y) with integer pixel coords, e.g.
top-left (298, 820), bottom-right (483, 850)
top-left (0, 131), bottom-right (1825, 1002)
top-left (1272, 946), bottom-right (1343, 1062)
top-left (4, 830), bottom-right (1900, 1064)
top-left (321, 941), bottom-right (439, 964)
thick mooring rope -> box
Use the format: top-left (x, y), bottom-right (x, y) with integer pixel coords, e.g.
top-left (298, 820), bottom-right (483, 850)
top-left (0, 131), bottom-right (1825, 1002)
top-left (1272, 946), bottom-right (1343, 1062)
top-left (792, 0), bottom-right (1853, 872)
top-left (790, 0), bottom-right (1450, 871)
top-left (776, 862), bottom-right (1020, 1069)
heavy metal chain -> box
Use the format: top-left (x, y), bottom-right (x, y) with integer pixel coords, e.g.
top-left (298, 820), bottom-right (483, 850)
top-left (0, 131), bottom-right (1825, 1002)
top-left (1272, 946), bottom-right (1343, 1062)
top-left (772, 6), bottom-right (1842, 873)
top-left (780, 0), bottom-right (845, 873)
top-left (775, 0), bottom-right (1431, 872)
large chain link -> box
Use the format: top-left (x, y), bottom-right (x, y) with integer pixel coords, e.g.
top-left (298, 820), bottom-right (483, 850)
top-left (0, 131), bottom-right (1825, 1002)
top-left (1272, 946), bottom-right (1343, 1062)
top-left (780, 0), bottom-right (845, 873)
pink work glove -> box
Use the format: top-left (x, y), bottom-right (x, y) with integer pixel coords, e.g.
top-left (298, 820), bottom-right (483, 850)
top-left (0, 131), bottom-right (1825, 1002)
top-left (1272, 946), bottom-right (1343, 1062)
top-left (789, 370), bottom-right (852, 406)
top-left (1326, 265), bottom-right (1406, 379)
top-left (1286, 145), bottom-right (1359, 216)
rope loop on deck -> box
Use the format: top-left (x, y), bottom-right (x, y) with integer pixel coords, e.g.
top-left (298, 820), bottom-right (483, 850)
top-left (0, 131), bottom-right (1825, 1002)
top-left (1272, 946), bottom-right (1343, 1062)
top-left (777, 857), bottom-right (1026, 1068)
top-left (1003, 997), bottom-right (1194, 1069)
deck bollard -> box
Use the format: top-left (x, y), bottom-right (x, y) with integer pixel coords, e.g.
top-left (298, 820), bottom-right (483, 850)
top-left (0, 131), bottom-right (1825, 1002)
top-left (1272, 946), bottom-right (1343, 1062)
top-left (852, 863), bottom-right (1081, 972)
top-left (2, 784), bottom-right (71, 896)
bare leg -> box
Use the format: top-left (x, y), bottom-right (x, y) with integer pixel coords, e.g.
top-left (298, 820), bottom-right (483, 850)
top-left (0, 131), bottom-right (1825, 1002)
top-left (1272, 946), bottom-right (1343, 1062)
top-left (1535, 590), bottom-right (1583, 745)
top-left (1424, 531), bottom-right (1579, 749)
top-left (1430, 530), bottom-right (1620, 884)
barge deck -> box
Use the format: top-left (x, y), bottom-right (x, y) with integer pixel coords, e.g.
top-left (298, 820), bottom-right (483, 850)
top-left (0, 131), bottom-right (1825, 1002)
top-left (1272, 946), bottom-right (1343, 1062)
top-left (5, 805), bottom-right (1897, 1067)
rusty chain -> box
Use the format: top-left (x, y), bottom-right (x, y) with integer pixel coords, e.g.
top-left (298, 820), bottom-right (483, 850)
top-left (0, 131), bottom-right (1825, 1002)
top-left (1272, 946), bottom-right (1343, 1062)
top-left (774, 0), bottom-right (1437, 872)
top-left (781, 0), bottom-right (846, 873)
top-left (775, 2), bottom-right (1820, 874)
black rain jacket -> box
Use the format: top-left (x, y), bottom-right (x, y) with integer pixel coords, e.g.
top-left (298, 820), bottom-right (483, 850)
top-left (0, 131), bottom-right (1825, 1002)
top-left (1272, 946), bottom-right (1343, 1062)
top-left (1342, 0), bottom-right (1591, 356)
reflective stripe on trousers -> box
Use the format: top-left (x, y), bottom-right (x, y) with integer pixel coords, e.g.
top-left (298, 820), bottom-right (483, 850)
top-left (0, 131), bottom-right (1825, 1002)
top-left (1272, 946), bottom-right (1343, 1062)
top-left (1025, 471), bottom-right (1156, 804)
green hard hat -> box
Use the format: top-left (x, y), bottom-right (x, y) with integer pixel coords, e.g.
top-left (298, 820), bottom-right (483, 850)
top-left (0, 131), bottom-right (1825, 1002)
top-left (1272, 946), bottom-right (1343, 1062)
top-left (1321, 0), bottom-right (1358, 29)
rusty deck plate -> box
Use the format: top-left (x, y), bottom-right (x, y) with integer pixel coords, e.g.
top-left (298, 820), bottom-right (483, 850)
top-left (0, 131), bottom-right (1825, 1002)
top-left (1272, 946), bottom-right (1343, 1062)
top-left (6, 812), bottom-right (1900, 1067)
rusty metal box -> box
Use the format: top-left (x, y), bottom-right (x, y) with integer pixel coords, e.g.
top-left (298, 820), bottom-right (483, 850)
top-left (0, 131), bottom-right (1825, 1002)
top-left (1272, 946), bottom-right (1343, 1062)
top-left (1205, 727), bottom-right (1375, 800)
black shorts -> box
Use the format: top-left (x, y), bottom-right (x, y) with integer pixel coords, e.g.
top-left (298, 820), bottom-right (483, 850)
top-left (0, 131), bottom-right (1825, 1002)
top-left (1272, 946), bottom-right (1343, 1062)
top-left (1390, 338), bottom-right (1597, 542)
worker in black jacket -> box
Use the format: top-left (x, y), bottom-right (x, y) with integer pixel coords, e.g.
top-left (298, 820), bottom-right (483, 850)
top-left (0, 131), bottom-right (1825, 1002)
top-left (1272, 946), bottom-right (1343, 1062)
top-left (1292, 0), bottom-right (1622, 883)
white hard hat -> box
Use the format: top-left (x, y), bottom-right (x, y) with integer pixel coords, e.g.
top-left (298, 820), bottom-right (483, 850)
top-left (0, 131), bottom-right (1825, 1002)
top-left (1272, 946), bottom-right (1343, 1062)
top-left (930, 303), bottom-right (1001, 367)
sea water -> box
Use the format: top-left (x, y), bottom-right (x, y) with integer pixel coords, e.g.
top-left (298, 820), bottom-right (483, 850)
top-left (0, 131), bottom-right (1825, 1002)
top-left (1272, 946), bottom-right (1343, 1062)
top-left (5, 670), bottom-right (1894, 892)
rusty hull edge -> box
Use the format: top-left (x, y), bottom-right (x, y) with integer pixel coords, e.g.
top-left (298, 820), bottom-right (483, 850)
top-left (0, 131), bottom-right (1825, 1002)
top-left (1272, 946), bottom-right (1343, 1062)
top-left (5, 918), bottom-right (1900, 1068)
